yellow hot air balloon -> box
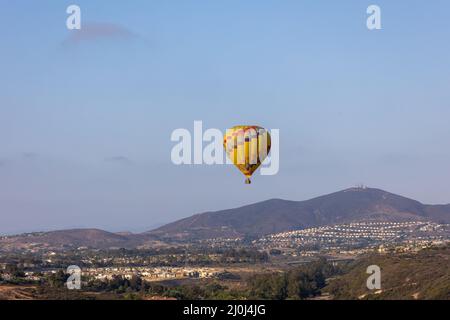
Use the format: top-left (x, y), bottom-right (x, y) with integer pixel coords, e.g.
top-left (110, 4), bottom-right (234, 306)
top-left (223, 125), bottom-right (271, 184)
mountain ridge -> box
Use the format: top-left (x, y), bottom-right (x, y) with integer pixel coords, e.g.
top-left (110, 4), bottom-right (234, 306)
top-left (149, 187), bottom-right (450, 240)
top-left (1, 187), bottom-right (449, 248)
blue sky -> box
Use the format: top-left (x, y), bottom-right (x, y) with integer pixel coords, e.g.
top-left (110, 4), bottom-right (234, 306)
top-left (1, 1), bottom-right (450, 234)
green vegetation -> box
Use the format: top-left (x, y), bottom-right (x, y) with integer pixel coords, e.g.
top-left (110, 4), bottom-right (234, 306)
top-left (247, 258), bottom-right (339, 300)
top-left (1, 246), bottom-right (448, 300)
top-left (326, 246), bottom-right (450, 300)
top-left (220, 249), bottom-right (269, 263)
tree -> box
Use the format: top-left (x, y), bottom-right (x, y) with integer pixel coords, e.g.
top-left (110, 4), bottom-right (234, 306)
top-left (5, 264), bottom-right (26, 278)
top-left (46, 270), bottom-right (67, 288)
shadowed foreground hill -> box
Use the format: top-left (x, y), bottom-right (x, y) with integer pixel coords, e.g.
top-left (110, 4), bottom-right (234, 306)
top-left (326, 245), bottom-right (450, 300)
top-left (150, 187), bottom-right (450, 240)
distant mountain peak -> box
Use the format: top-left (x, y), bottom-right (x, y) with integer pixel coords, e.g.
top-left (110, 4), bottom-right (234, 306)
top-left (150, 187), bottom-right (450, 240)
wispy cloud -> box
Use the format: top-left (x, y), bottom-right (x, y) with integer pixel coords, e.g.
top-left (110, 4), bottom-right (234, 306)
top-left (63, 22), bottom-right (136, 46)
top-left (22, 152), bottom-right (38, 160)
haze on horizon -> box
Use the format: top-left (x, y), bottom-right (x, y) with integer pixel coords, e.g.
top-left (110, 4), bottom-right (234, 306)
top-left (1, 1), bottom-right (450, 235)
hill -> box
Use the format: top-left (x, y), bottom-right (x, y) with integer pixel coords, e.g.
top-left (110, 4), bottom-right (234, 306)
top-left (149, 187), bottom-right (450, 240)
top-left (325, 245), bottom-right (450, 300)
top-left (0, 229), bottom-right (145, 251)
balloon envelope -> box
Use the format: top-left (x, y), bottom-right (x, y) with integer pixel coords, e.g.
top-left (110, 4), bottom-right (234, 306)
top-left (223, 125), bottom-right (271, 184)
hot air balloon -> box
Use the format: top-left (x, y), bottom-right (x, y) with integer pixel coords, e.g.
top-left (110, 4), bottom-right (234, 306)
top-left (223, 125), bottom-right (271, 184)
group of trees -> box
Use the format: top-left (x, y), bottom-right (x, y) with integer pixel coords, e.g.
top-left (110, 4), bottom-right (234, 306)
top-left (220, 249), bottom-right (269, 263)
top-left (87, 275), bottom-right (143, 293)
top-left (3, 264), bottom-right (26, 278)
top-left (87, 276), bottom-right (241, 299)
top-left (0, 264), bottom-right (27, 284)
top-left (247, 258), bottom-right (339, 300)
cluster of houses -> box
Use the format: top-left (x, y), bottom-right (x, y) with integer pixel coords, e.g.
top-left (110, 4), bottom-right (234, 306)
top-left (256, 221), bottom-right (449, 253)
top-left (82, 266), bottom-right (221, 281)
